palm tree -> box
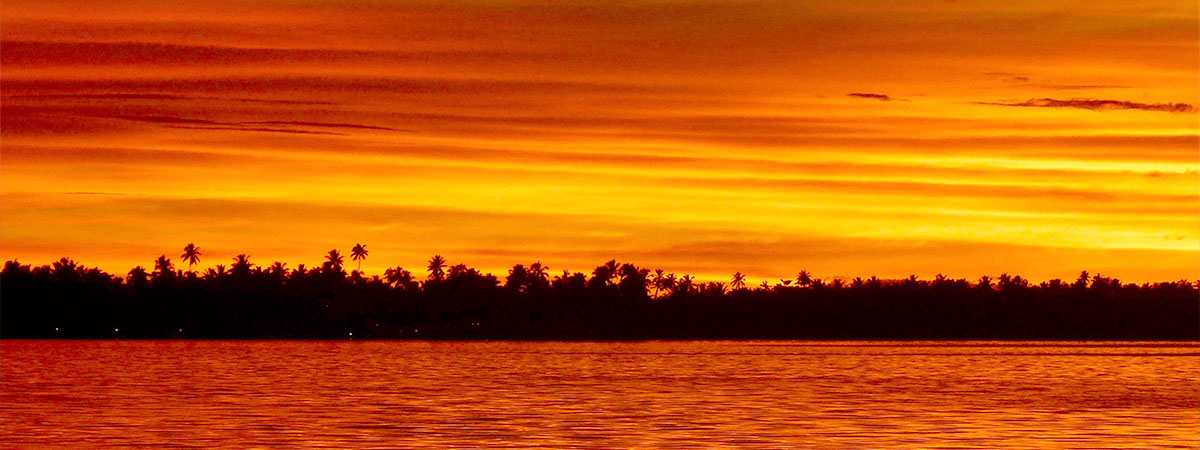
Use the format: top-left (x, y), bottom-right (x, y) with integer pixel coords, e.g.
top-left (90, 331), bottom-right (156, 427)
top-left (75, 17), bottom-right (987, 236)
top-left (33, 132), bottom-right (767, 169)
top-left (127, 266), bottom-right (149, 287)
top-left (231, 254), bottom-right (253, 278)
top-left (529, 262), bottom-right (549, 285)
top-left (1073, 270), bottom-right (1090, 289)
top-left (731, 271), bottom-right (747, 290)
top-left (448, 263), bottom-right (468, 279)
top-left (350, 243), bottom-right (368, 272)
top-left (663, 273), bottom-right (677, 293)
top-left (153, 255), bottom-right (175, 282)
top-left (651, 269), bottom-right (666, 297)
top-left (506, 264), bottom-right (529, 291)
top-left (589, 259), bottom-right (620, 288)
top-left (702, 281), bottom-right (725, 295)
top-left (796, 270), bottom-right (812, 287)
top-left (677, 274), bottom-right (694, 295)
top-left (601, 260), bottom-right (618, 285)
top-left (268, 261), bottom-right (288, 280)
top-left (395, 268), bottom-right (415, 291)
top-left (180, 243), bottom-right (201, 273)
top-left (1012, 274), bottom-right (1028, 288)
top-left (427, 254), bottom-right (446, 281)
top-left (903, 274), bottom-right (921, 288)
top-left (324, 249), bottom-right (344, 273)
top-left (384, 266), bottom-right (413, 289)
top-left (52, 257), bottom-right (80, 281)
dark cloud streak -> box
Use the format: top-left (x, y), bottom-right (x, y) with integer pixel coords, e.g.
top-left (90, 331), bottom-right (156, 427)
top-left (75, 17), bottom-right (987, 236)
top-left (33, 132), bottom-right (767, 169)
top-left (4, 93), bottom-right (336, 105)
top-left (165, 126), bottom-right (346, 136)
top-left (848, 93), bottom-right (894, 101)
top-left (978, 98), bottom-right (1195, 113)
top-left (243, 121), bottom-right (409, 132)
top-left (96, 115), bottom-right (399, 135)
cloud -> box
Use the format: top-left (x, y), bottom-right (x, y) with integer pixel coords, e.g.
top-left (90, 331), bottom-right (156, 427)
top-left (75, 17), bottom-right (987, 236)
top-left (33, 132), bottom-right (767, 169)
top-left (1033, 84), bottom-right (1129, 91)
top-left (4, 93), bottom-right (335, 105)
top-left (847, 92), bottom-right (894, 101)
top-left (106, 115), bottom-right (226, 126)
top-left (979, 98), bottom-right (1196, 113)
top-left (97, 115), bottom-right (405, 135)
top-left (983, 72), bottom-right (1031, 83)
top-left (164, 126), bottom-right (346, 136)
top-left (242, 121), bottom-right (407, 132)
top-left (983, 73), bottom-right (1130, 90)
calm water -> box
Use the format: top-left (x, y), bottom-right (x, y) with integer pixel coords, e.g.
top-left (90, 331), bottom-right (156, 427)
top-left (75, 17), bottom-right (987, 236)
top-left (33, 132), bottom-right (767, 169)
top-left (2, 341), bottom-right (1197, 449)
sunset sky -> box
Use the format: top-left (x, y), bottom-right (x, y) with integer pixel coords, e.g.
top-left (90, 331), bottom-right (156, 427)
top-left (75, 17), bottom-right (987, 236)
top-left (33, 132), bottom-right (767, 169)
top-left (2, 0), bottom-right (1197, 283)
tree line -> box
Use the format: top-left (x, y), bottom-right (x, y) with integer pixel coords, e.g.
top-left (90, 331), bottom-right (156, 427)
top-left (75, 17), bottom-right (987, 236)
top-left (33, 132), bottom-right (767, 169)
top-left (2, 243), bottom-right (1196, 340)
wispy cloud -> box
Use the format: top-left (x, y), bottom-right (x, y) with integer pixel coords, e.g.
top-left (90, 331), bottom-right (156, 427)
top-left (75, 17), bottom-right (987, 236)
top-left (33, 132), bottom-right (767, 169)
top-left (983, 73), bottom-right (1128, 90)
top-left (978, 98), bottom-right (1195, 113)
top-left (243, 121), bottom-right (408, 132)
top-left (847, 93), bottom-right (894, 101)
top-left (5, 93), bottom-right (335, 105)
top-left (164, 126), bottom-right (347, 136)
top-left (99, 114), bottom-right (397, 135)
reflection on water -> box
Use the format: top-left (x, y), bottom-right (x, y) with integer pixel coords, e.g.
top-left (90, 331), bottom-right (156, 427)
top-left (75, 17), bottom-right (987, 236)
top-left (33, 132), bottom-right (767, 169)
top-left (2, 341), bottom-right (1197, 449)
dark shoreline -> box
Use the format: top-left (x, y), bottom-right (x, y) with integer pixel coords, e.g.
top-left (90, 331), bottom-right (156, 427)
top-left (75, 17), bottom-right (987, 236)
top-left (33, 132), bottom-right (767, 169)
top-left (5, 258), bottom-right (1196, 342)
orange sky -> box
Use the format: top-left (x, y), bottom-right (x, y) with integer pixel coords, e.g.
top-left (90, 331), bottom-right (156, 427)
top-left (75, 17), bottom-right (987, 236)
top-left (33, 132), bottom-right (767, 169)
top-left (2, 0), bottom-right (1197, 283)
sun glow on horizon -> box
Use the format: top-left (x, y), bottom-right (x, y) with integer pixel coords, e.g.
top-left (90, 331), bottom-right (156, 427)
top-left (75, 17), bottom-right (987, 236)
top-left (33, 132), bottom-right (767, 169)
top-left (1, 0), bottom-right (1197, 283)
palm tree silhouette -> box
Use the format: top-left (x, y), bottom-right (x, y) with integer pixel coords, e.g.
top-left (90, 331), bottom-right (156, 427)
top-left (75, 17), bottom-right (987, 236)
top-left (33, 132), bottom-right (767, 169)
top-left (651, 269), bottom-right (666, 297)
top-left (529, 262), bottom-right (549, 287)
top-left (590, 260), bottom-right (619, 287)
top-left (268, 261), bottom-right (288, 280)
top-left (384, 266), bottom-right (414, 289)
top-left (678, 274), bottom-right (694, 295)
top-left (1073, 271), bottom-right (1090, 289)
top-left (731, 272), bottom-right (747, 290)
top-left (350, 243), bottom-right (368, 272)
top-left (324, 249), bottom-right (344, 273)
top-left (52, 257), bottom-right (80, 281)
top-left (796, 270), bottom-right (812, 287)
top-left (427, 254), bottom-right (446, 281)
top-left (664, 272), bottom-right (677, 293)
top-left (127, 266), bottom-right (149, 286)
top-left (180, 243), bottom-right (201, 274)
top-left (231, 254), bottom-right (253, 278)
top-left (154, 255), bottom-right (175, 281)
top-left (601, 260), bottom-right (618, 285)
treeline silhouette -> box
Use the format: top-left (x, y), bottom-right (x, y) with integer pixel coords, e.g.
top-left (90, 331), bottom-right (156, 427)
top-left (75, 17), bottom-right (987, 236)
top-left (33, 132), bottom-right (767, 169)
top-left (2, 244), bottom-right (1196, 340)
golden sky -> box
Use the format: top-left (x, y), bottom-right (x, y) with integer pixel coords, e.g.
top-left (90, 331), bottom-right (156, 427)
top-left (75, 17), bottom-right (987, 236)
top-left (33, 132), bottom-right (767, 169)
top-left (2, 0), bottom-right (1197, 283)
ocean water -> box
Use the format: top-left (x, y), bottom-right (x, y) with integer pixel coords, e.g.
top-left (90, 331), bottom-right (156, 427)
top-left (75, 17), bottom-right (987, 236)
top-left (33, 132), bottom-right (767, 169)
top-left (2, 341), bottom-right (1197, 449)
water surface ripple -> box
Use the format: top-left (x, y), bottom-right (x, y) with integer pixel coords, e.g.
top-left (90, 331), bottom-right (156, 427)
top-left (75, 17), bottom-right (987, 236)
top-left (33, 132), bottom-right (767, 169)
top-left (3, 341), bottom-right (1197, 449)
